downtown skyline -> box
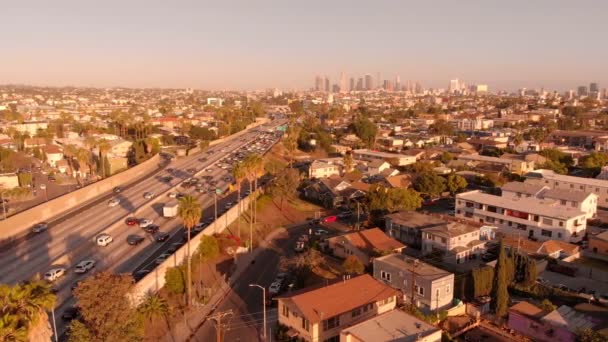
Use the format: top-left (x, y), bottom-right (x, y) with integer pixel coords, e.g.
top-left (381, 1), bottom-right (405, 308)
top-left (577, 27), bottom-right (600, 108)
top-left (1, 0), bottom-right (607, 91)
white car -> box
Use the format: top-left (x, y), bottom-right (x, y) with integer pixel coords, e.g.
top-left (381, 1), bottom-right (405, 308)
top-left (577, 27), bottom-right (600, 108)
top-left (268, 282), bottom-right (282, 295)
top-left (74, 260), bottom-right (96, 274)
top-left (168, 192), bottom-right (177, 198)
top-left (44, 268), bottom-right (66, 282)
top-left (96, 234), bottom-right (113, 247)
top-left (143, 192), bottom-right (155, 199)
top-left (108, 198), bottom-right (120, 207)
top-left (139, 219), bottom-right (154, 228)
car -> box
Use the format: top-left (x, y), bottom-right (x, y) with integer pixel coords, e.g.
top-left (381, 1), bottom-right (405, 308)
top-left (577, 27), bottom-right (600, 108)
top-left (186, 168), bottom-right (196, 174)
top-left (125, 217), bottom-right (139, 226)
top-left (275, 272), bottom-right (288, 283)
top-left (32, 222), bottom-right (49, 233)
top-left (556, 284), bottom-right (572, 292)
top-left (481, 253), bottom-right (497, 262)
top-left (113, 186), bottom-right (122, 193)
top-left (143, 191), bottom-right (154, 199)
top-left (132, 269), bottom-right (151, 281)
top-left (155, 232), bottom-right (170, 242)
top-left (193, 222), bottom-right (207, 232)
top-left (198, 157), bottom-right (208, 162)
top-left (162, 176), bottom-right (173, 183)
top-left (144, 224), bottom-right (160, 234)
top-left (139, 219), bottom-right (154, 228)
top-left (155, 253), bottom-right (171, 264)
top-left (167, 168), bottom-right (174, 173)
top-left (314, 229), bottom-right (329, 236)
top-left (61, 307), bottom-right (80, 321)
top-left (127, 234), bottom-right (145, 245)
top-left (108, 198), bottom-right (120, 207)
top-left (224, 202), bottom-right (233, 210)
top-left (268, 282), bottom-right (282, 295)
top-left (176, 193), bottom-right (186, 200)
top-left (74, 260), bottom-right (96, 274)
top-left (168, 192), bottom-right (177, 198)
top-left (44, 268), bottom-right (66, 282)
top-left (294, 241), bottom-right (306, 253)
top-left (96, 233), bottom-right (113, 247)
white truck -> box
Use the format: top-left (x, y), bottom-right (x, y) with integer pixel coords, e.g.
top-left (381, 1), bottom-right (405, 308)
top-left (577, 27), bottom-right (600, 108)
top-left (163, 201), bottom-right (179, 218)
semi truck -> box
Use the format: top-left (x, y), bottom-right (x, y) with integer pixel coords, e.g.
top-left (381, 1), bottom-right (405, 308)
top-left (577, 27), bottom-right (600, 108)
top-left (163, 201), bottom-right (179, 218)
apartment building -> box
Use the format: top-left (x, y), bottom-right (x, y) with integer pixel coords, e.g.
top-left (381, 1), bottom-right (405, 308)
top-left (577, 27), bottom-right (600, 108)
top-left (352, 149), bottom-right (416, 167)
top-left (526, 169), bottom-right (608, 209)
top-left (339, 309), bottom-right (441, 342)
top-left (421, 222), bottom-right (487, 264)
top-left (384, 211), bottom-right (447, 248)
top-left (373, 254), bottom-right (454, 313)
top-left (326, 228), bottom-right (405, 266)
top-left (501, 181), bottom-right (597, 219)
top-left (455, 190), bottom-right (588, 243)
top-left (277, 274), bottom-right (397, 342)
top-left (457, 153), bottom-right (538, 175)
top-left (309, 158), bottom-right (342, 179)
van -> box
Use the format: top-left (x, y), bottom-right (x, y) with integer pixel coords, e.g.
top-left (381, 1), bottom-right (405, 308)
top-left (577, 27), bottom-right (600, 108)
top-left (96, 234), bottom-right (113, 247)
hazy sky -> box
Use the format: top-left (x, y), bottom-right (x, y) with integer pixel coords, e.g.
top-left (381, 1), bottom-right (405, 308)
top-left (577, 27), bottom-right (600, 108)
top-left (1, 0), bottom-right (606, 91)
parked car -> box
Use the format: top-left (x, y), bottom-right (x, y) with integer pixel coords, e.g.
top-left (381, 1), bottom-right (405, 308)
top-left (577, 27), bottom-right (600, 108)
top-left (268, 282), bottom-right (282, 295)
top-left (127, 234), bottom-right (145, 245)
top-left (294, 241), bottom-right (306, 253)
top-left (32, 222), bottom-right (49, 233)
top-left (96, 234), bottom-right (113, 247)
top-left (44, 268), bottom-right (66, 282)
top-left (74, 260), bottom-right (96, 274)
top-left (168, 192), bottom-right (177, 198)
top-left (61, 307), bottom-right (80, 321)
top-left (314, 229), bottom-right (329, 236)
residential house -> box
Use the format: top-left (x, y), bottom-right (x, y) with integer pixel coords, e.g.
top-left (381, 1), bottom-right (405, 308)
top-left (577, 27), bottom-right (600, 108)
top-left (508, 302), bottom-right (597, 342)
top-left (309, 158), bottom-right (343, 179)
top-left (339, 309), bottom-right (442, 342)
top-left (277, 274), bottom-right (397, 342)
top-left (525, 169), bottom-right (608, 209)
top-left (326, 228), bottom-right (405, 266)
top-left (23, 137), bottom-right (47, 149)
top-left (303, 177), bottom-right (366, 209)
top-left (500, 235), bottom-right (580, 259)
top-left (421, 222), bottom-right (487, 264)
top-left (384, 211), bottom-right (447, 248)
top-left (108, 139), bottom-right (133, 158)
top-left (366, 160), bottom-right (390, 176)
top-left (456, 190), bottom-right (588, 243)
top-left (380, 174), bottom-right (412, 189)
top-left (589, 230), bottom-right (608, 259)
top-left (13, 121), bottom-right (48, 136)
top-left (340, 134), bottom-right (362, 147)
top-left (373, 254), bottom-right (454, 313)
top-left (42, 145), bottom-right (64, 168)
top-left (0, 173), bottom-right (19, 189)
top-left (456, 153), bottom-right (538, 175)
top-left (376, 137), bottom-right (404, 151)
top-left (353, 149), bottom-right (417, 167)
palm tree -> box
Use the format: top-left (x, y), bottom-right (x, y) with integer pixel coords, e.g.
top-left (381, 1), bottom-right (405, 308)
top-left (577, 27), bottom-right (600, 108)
top-left (243, 154), bottom-right (264, 239)
top-left (63, 144), bottom-right (78, 178)
top-left (138, 292), bottom-right (172, 341)
top-left (177, 195), bottom-right (201, 307)
top-left (232, 162), bottom-right (246, 238)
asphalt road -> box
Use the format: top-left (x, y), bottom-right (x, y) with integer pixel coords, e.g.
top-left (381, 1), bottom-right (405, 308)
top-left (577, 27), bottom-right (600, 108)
top-left (192, 222), bottom-right (311, 342)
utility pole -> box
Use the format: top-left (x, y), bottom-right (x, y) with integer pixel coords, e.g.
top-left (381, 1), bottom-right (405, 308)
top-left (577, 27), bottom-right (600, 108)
top-left (249, 284), bottom-right (267, 340)
top-left (214, 190), bottom-right (218, 233)
top-left (356, 201), bottom-right (360, 231)
top-left (210, 310), bottom-right (233, 342)
top-left (410, 259), bottom-right (419, 308)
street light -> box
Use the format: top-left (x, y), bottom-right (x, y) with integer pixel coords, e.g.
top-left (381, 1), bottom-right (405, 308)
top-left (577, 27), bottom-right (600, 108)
top-left (249, 284), bottom-right (267, 340)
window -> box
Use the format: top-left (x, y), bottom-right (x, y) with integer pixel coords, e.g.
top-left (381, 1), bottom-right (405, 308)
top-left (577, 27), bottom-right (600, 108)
top-left (542, 218), bottom-right (553, 225)
top-left (465, 202), bottom-right (474, 208)
top-left (541, 229), bottom-right (552, 237)
top-left (282, 304), bottom-right (290, 318)
top-left (559, 221), bottom-right (564, 227)
top-left (441, 237), bottom-right (447, 244)
top-left (517, 224), bottom-right (526, 230)
top-left (380, 271), bottom-right (392, 281)
top-left (487, 206), bottom-right (497, 213)
top-left (570, 184), bottom-right (574, 189)
top-left (560, 200), bottom-right (566, 205)
top-left (418, 286), bottom-right (425, 295)
top-left (571, 201), bottom-right (577, 208)
top-left (323, 316), bottom-right (340, 331)
top-left (351, 307), bottom-right (361, 317)
top-left (324, 336), bottom-right (340, 342)
top-left (446, 284), bottom-right (451, 294)
top-left (557, 232), bottom-right (562, 239)
top-left (486, 217), bottom-right (495, 223)
top-left (533, 215), bottom-right (539, 222)
top-left (301, 317), bottom-right (309, 331)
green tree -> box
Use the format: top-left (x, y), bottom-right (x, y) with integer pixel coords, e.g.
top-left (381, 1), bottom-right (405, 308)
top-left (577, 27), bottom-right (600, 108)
top-left (539, 159), bottom-right (568, 174)
top-left (342, 153), bottom-right (354, 173)
top-left (472, 266), bottom-right (494, 297)
top-left (232, 162), bottom-right (247, 238)
top-left (164, 267), bottom-right (186, 296)
top-left (446, 174), bottom-right (467, 195)
top-left (69, 272), bottom-right (143, 342)
top-left (539, 299), bottom-right (556, 312)
top-left (577, 328), bottom-right (607, 342)
top-left (366, 185), bottom-right (422, 213)
top-left (198, 235), bottom-right (220, 262)
top-left (351, 116), bottom-right (378, 148)
top-left (439, 152), bottom-right (454, 164)
top-left (342, 255), bottom-right (364, 275)
top-left (178, 195), bottom-right (202, 307)
top-left (491, 240), bottom-right (510, 318)
top-left (269, 168), bottom-right (300, 211)
top-left (579, 152), bottom-right (608, 174)
top-left (414, 172), bottom-right (446, 196)
top-left (17, 173), bottom-right (32, 187)
top-left (138, 293), bottom-right (170, 340)
top-left (428, 119), bottom-right (454, 138)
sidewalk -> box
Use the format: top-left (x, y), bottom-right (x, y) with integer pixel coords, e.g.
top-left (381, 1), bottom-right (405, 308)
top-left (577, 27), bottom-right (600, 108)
top-left (161, 227), bottom-right (288, 342)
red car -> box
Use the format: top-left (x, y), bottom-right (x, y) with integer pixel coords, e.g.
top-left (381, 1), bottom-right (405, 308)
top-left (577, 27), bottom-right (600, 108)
top-left (125, 217), bottom-right (139, 226)
top-left (322, 216), bottom-right (337, 223)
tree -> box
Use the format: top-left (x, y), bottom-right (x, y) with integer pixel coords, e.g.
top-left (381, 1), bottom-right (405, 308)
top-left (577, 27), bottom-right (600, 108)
top-left (342, 152), bottom-right (354, 173)
top-left (428, 119), bottom-right (454, 139)
top-left (577, 328), bottom-right (607, 342)
top-left (446, 174), bottom-right (467, 195)
top-left (269, 168), bottom-right (300, 211)
top-left (164, 267), bottom-right (186, 296)
top-left (579, 152), bottom-right (608, 174)
top-left (138, 293), bottom-right (170, 340)
top-left (232, 162), bottom-right (247, 238)
top-left (97, 139), bottom-right (111, 178)
top-left (264, 158), bottom-right (285, 176)
top-left (539, 299), bottom-right (556, 312)
top-left (17, 173), bottom-right (32, 187)
top-left (351, 116), bottom-right (378, 148)
top-left (177, 195), bottom-right (202, 307)
top-left (69, 272), bottom-right (143, 342)
top-left (472, 267), bottom-right (494, 297)
top-left (439, 152), bottom-right (454, 164)
top-left (342, 256), bottom-right (364, 275)
top-left (538, 159), bottom-right (568, 174)
top-left (491, 240), bottom-right (510, 318)
top-left (414, 172), bottom-right (446, 196)
top-left (366, 185), bottom-right (422, 213)
top-left (198, 235), bottom-right (220, 262)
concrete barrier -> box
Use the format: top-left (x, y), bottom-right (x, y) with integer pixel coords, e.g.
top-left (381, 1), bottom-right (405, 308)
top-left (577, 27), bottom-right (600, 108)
top-left (0, 154), bottom-right (162, 243)
top-left (130, 190), bottom-right (258, 304)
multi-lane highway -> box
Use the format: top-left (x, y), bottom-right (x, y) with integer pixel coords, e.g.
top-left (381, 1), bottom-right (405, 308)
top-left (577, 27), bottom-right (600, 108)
top-left (0, 119), bottom-right (284, 336)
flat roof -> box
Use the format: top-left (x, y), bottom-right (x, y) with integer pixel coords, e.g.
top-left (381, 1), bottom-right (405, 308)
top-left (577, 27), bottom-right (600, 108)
top-left (353, 149), bottom-right (415, 160)
top-left (457, 191), bottom-right (586, 220)
top-left (375, 253), bottom-right (453, 282)
top-left (341, 309), bottom-right (440, 342)
top-left (526, 169), bottom-right (608, 188)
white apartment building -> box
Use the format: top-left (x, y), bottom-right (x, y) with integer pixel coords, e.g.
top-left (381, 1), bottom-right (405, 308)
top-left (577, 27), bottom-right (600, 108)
top-left (308, 158), bottom-right (342, 179)
top-left (525, 169), bottom-right (608, 209)
top-left (450, 118), bottom-right (494, 131)
top-left (456, 190), bottom-right (588, 243)
top-left (353, 149), bottom-right (416, 167)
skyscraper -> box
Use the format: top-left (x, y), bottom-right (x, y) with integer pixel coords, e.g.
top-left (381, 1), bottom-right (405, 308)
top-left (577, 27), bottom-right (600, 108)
top-left (578, 86), bottom-right (588, 97)
top-left (339, 72), bottom-right (347, 93)
top-left (324, 76), bottom-right (330, 92)
top-left (356, 78), bottom-right (363, 91)
top-left (314, 75), bottom-right (323, 91)
top-left (364, 74), bottom-right (373, 91)
top-left (449, 79), bottom-right (461, 94)
top-left (590, 82), bottom-right (599, 93)
top-left (349, 78), bottom-right (355, 92)
top-left (395, 75), bottom-right (401, 92)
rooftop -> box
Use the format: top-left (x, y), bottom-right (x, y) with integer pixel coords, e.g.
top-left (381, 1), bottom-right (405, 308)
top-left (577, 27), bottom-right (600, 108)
top-left (340, 309), bottom-right (440, 342)
top-left (385, 211), bottom-right (447, 230)
top-left (526, 169), bottom-right (608, 188)
top-left (374, 253), bottom-right (453, 282)
top-left (501, 181), bottom-right (546, 196)
top-left (327, 228), bottom-right (404, 253)
top-left (277, 274), bottom-right (396, 323)
top-left (353, 149), bottom-right (415, 160)
top-left (423, 222), bottom-right (479, 238)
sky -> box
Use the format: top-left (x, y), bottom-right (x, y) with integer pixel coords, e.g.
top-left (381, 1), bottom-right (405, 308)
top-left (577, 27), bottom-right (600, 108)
top-left (1, 0), bottom-right (606, 91)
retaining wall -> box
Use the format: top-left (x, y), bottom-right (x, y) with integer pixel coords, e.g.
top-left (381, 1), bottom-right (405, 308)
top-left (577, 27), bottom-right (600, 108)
top-left (0, 154), bottom-right (161, 242)
top-left (130, 191), bottom-right (258, 304)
